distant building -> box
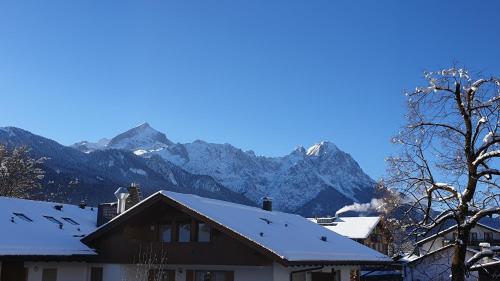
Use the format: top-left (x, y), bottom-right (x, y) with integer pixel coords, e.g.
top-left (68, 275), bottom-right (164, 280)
top-left (309, 216), bottom-right (391, 255)
top-left (310, 216), bottom-right (400, 281)
top-left (415, 223), bottom-right (500, 255)
top-left (402, 221), bottom-right (500, 281)
top-left (0, 187), bottom-right (397, 281)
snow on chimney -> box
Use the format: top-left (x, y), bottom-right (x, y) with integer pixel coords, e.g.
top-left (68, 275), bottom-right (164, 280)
top-left (114, 187), bottom-right (130, 215)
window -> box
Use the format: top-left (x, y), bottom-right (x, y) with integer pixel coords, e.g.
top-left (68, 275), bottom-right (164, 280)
top-left (148, 269), bottom-right (174, 281)
top-left (178, 223), bottom-right (191, 242)
top-left (42, 268), bottom-right (57, 281)
top-left (195, 271), bottom-right (233, 281)
top-left (90, 267), bottom-right (103, 281)
top-left (61, 217), bottom-right (79, 225)
top-left (485, 232), bottom-right (493, 241)
top-left (43, 216), bottom-right (62, 225)
top-left (13, 213), bottom-right (32, 222)
top-left (470, 232), bottom-right (478, 242)
top-left (197, 223), bottom-right (210, 242)
top-left (159, 224), bottom-right (172, 242)
top-left (333, 270), bottom-right (341, 281)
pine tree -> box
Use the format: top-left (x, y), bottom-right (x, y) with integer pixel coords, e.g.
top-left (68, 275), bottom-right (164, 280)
top-left (0, 144), bottom-right (45, 198)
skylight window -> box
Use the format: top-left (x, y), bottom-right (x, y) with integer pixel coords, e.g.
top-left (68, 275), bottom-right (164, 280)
top-left (259, 218), bottom-right (272, 224)
top-left (44, 216), bottom-right (62, 225)
top-left (13, 213), bottom-right (33, 222)
top-left (62, 217), bottom-right (79, 225)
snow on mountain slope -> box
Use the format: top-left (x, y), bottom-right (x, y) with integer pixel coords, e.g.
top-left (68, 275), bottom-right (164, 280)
top-left (0, 126), bottom-right (254, 207)
top-left (75, 123), bottom-right (376, 215)
top-left (72, 138), bottom-right (110, 153)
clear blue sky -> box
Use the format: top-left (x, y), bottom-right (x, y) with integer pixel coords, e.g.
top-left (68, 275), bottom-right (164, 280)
top-left (1, 1), bottom-right (499, 179)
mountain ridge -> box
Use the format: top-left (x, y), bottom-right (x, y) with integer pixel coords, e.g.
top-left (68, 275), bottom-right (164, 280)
top-left (71, 123), bottom-right (376, 215)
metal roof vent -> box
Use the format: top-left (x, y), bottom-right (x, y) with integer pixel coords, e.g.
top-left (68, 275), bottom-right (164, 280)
top-left (114, 187), bottom-right (130, 214)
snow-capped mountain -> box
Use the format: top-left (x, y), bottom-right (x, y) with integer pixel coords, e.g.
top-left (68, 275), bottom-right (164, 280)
top-left (73, 123), bottom-right (376, 215)
top-left (0, 127), bottom-right (253, 206)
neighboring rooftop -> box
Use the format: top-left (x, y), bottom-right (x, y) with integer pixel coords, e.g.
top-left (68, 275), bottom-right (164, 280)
top-left (88, 191), bottom-right (392, 264)
top-left (309, 216), bottom-right (381, 239)
top-left (0, 196), bottom-right (97, 256)
top-left (415, 222), bottom-right (500, 246)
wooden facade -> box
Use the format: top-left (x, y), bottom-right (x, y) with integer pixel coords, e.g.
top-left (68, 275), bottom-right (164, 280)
top-left (84, 198), bottom-right (273, 266)
top-left (357, 220), bottom-right (391, 255)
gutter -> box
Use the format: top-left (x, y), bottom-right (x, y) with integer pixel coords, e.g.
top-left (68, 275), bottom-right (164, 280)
top-left (289, 266), bottom-right (323, 281)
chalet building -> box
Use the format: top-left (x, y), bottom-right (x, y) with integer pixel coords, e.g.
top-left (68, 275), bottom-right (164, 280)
top-left (310, 217), bottom-right (399, 281)
top-left (0, 187), bottom-right (397, 281)
top-left (309, 217), bottom-right (391, 255)
top-left (402, 222), bottom-right (500, 281)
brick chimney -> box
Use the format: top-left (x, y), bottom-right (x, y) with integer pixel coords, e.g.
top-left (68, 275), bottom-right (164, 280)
top-left (126, 182), bottom-right (143, 209)
top-left (262, 197), bottom-right (272, 211)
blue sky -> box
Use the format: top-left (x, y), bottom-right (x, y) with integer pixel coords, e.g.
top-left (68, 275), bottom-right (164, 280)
top-left (1, 0), bottom-right (499, 179)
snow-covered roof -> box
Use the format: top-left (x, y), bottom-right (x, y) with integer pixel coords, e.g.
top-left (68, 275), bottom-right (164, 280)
top-left (309, 216), bottom-right (381, 239)
top-left (0, 196), bottom-right (97, 256)
top-left (415, 222), bottom-right (500, 246)
top-left (405, 244), bottom-right (500, 265)
top-left (89, 191), bottom-right (392, 264)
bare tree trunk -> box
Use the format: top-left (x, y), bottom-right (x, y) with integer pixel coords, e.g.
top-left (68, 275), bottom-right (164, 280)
top-left (451, 229), bottom-right (469, 281)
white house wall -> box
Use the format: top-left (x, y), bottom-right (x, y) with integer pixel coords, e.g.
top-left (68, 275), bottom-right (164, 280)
top-left (404, 247), bottom-right (479, 281)
top-left (24, 262), bottom-right (89, 281)
top-left (110, 263), bottom-right (274, 281)
top-left (19, 262), bottom-right (361, 281)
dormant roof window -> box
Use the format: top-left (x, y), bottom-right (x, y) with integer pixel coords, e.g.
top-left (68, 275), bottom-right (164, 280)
top-left (44, 216), bottom-right (62, 225)
top-left (62, 217), bottom-right (79, 225)
top-left (13, 213), bottom-right (33, 222)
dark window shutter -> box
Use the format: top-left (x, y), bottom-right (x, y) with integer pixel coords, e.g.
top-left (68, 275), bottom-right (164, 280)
top-left (225, 271), bottom-right (234, 281)
top-left (90, 267), bottom-right (103, 281)
top-left (168, 270), bottom-right (175, 281)
top-left (186, 270), bottom-right (194, 281)
top-left (148, 269), bottom-right (156, 281)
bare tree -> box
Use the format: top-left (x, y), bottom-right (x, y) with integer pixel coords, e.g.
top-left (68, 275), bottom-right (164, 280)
top-left (122, 242), bottom-right (170, 281)
top-left (385, 67), bottom-right (500, 281)
top-left (0, 144), bottom-right (45, 198)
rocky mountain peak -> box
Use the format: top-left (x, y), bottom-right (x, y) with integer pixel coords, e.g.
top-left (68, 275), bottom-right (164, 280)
top-left (306, 141), bottom-right (339, 157)
top-left (69, 124), bottom-right (375, 215)
top-left (107, 122), bottom-right (173, 151)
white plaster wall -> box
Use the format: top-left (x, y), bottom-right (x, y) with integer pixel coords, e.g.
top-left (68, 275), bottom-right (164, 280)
top-left (272, 263), bottom-right (358, 281)
top-left (24, 262), bottom-right (88, 281)
top-left (404, 247), bottom-right (479, 281)
top-left (19, 262), bottom-right (360, 281)
top-left (119, 263), bottom-right (273, 281)
top-left (272, 262), bottom-right (291, 281)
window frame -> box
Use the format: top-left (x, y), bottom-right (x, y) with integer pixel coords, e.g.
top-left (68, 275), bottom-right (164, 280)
top-left (90, 267), bottom-right (103, 281)
top-left (61, 217), bottom-right (79, 225)
top-left (42, 268), bottom-right (58, 281)
top-left (484, 232), bottom-right (493, 241)
top-left (13, 212), bottom-right (33, 222)
top-left (177, 222), bottom-right (191, 243)
top-left (194, 270), bottom-right (233, 281)
top-left (43, 216), bottom-right (63, 225)
top-left (159, 223), bottom-right (173, 243)
top-left (470, 232), bottom-right (478, 242)
top-left (197, 222), bottom-right (211, 243)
